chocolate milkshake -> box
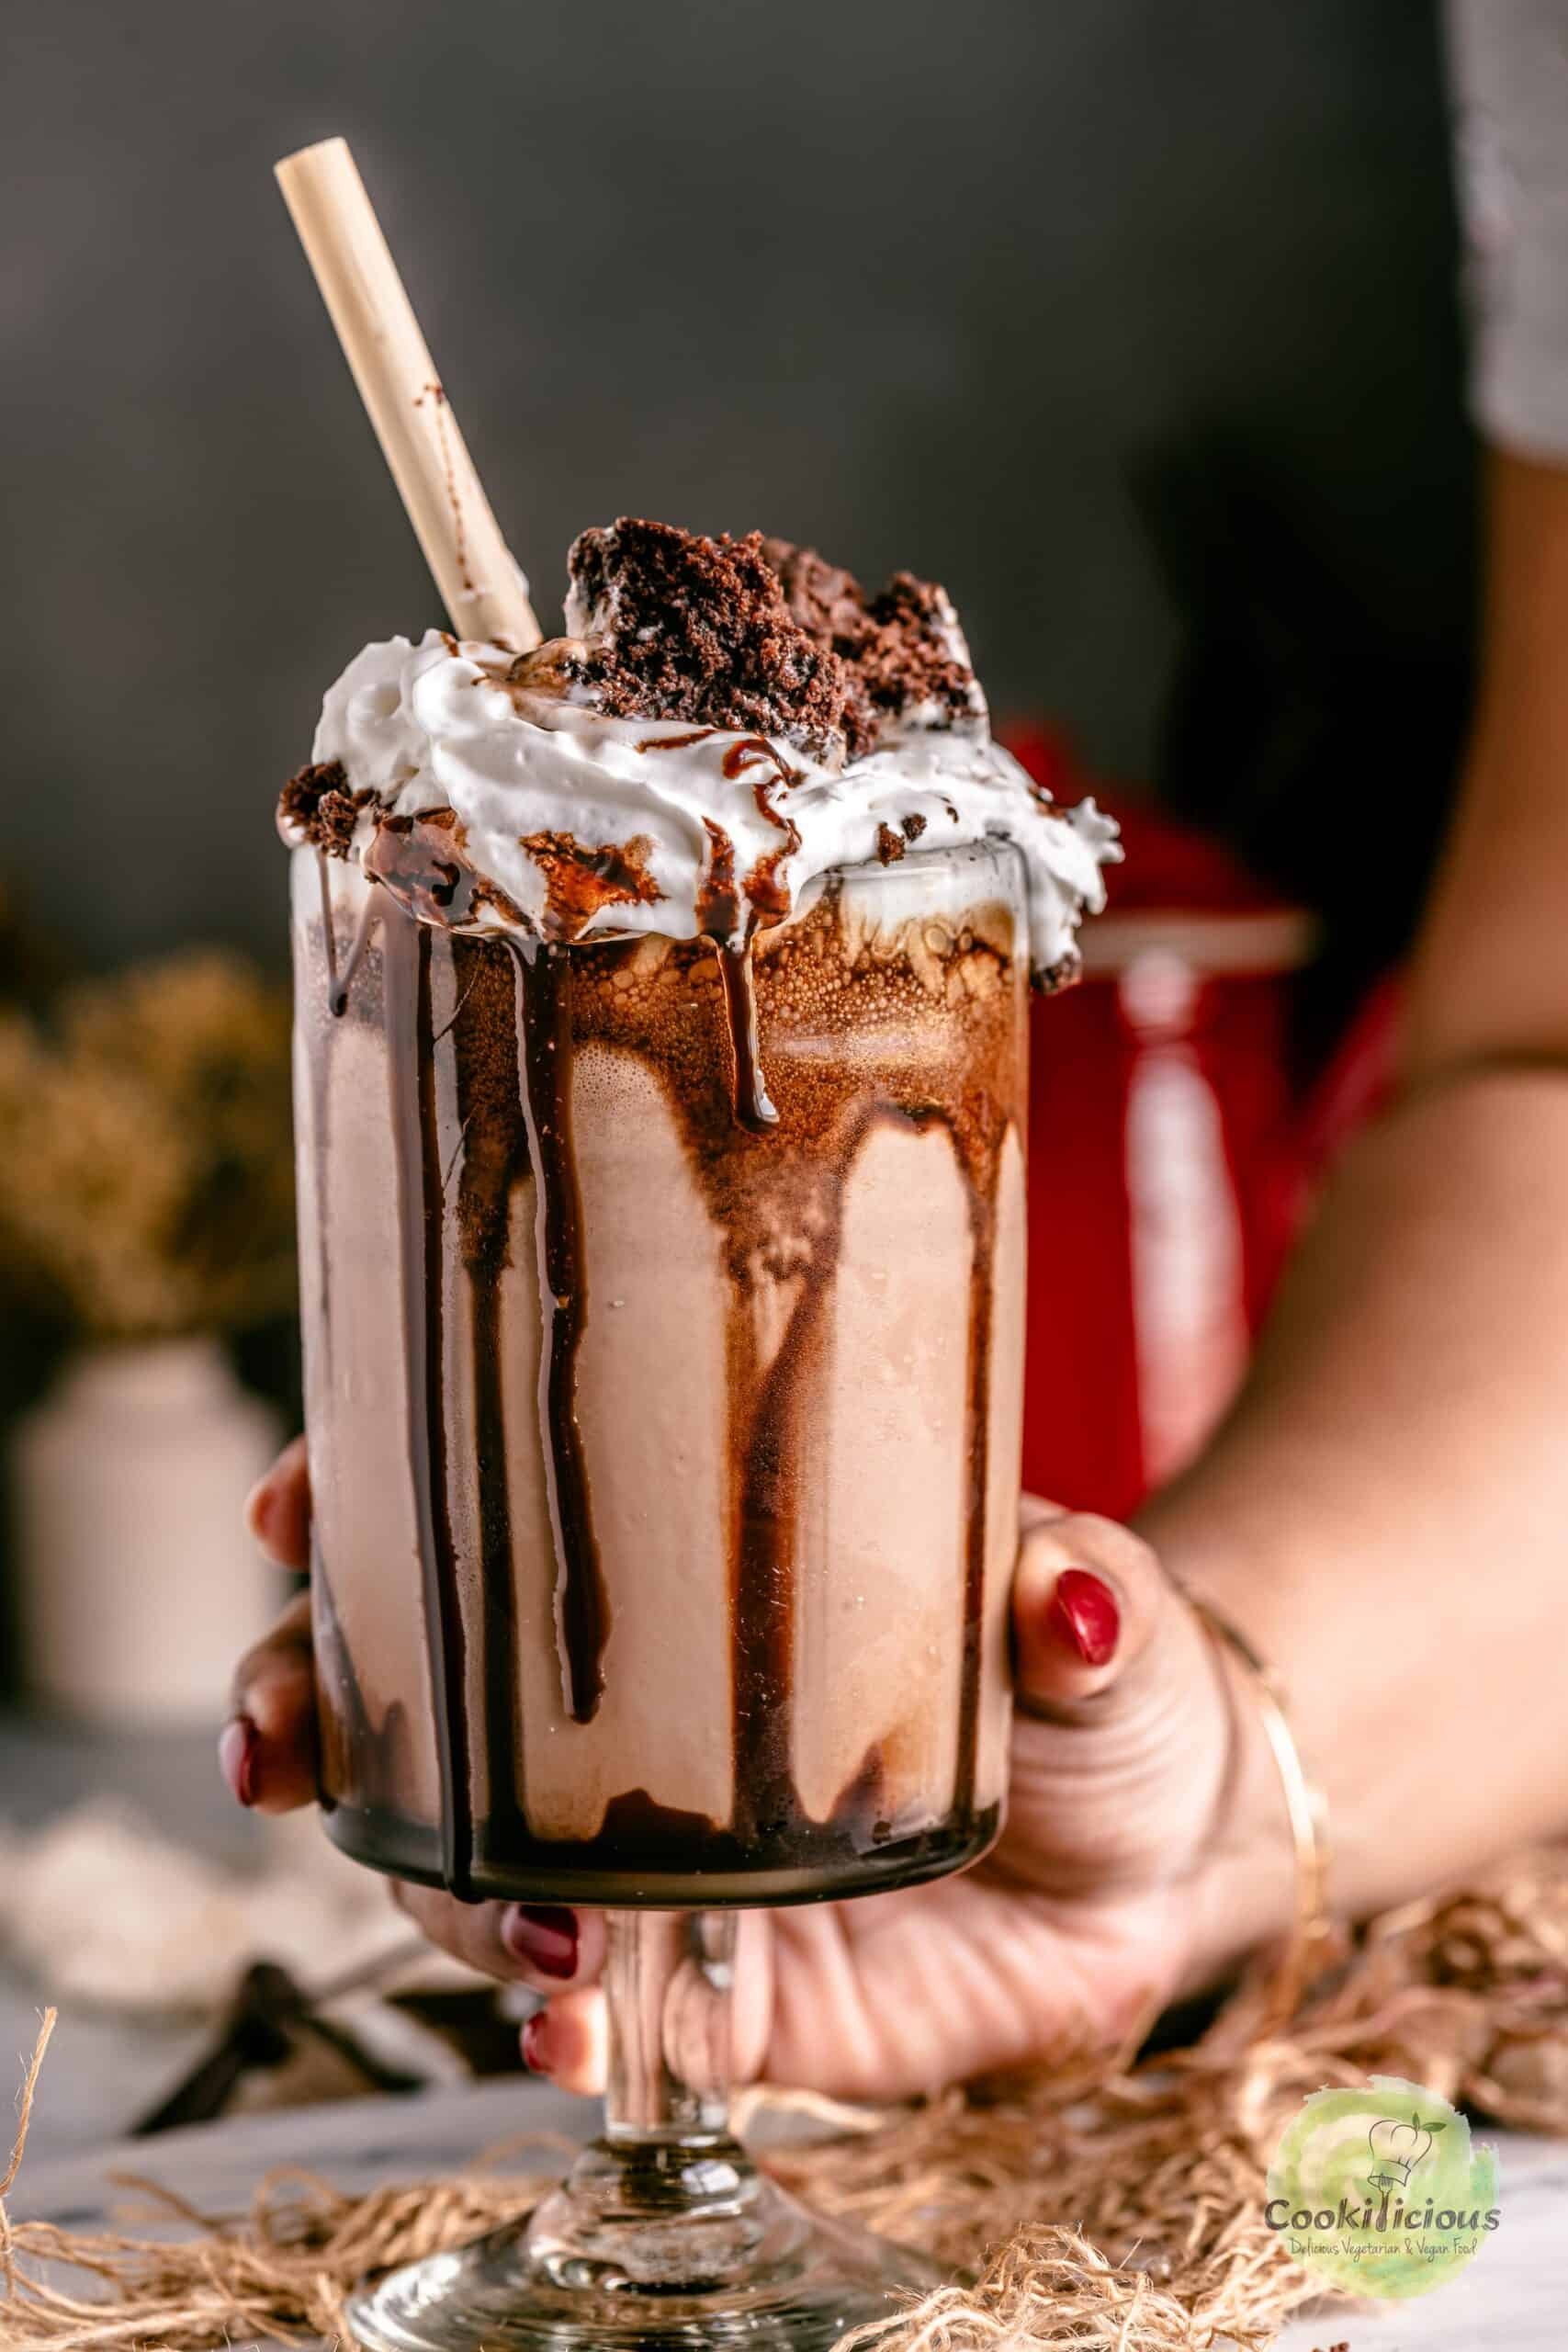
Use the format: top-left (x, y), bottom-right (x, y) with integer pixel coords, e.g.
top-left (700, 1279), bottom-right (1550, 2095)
top-left (282, 521), bottom-right (1119, 1906)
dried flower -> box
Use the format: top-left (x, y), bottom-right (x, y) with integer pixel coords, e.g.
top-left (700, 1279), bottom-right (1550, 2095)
top-left (0, 952), bottom-right (296, 1340)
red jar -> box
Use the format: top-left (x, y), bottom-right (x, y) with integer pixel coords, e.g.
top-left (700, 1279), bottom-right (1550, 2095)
top-left (1006, 730), bottom-right (1316, 1521)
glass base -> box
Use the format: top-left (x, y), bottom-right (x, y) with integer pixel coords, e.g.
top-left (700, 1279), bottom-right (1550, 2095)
top-left (322, 1796), bottom-right (1002, 1910)
top-left (345, 2132), bottom-right (943, 2350)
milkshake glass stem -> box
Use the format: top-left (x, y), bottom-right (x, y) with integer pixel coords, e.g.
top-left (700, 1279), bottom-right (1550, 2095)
top-left (346, 1904), bottom-right (943, 2347)
top-left (534, 1906), bottom-right (767, 2276)
top-left (604, 1908), bottom-right (735, 2141)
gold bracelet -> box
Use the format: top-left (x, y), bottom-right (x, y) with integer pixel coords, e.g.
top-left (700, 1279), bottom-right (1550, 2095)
top-left (1189, 1592), bottom-right (1334, 2024)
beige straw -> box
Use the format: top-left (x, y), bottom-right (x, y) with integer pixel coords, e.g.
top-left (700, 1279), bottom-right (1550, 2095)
top-left (275, 136), bottom-right (541, 650)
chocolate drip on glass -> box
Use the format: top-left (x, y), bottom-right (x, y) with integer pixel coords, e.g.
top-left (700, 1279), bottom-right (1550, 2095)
top-left (382, 911), bottom-right (476, 1894)
top-left (306, 858), bottom-right (339, 1392)
top-left (312, 1551), bottom-right (417, 1824)
top-left (726, 1098), bottom-right (871, 1846)
top-left (504, 940), bottom-right (612, 1725)
top-left (447, 936), bottom-right (532, 1842)
top-left (329, 887), bottom-right (380, 1018)
top-left (295, 841), bottom-right (1024, 1906)
top-left (716, 945), bottom-right (778, 1131)
top-left (954, 1192), bottom-right (996, 1823)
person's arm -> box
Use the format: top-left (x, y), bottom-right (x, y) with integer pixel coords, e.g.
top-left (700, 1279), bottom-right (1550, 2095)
top-left (1151, 2), bottom-right (1568, 1980)
top-left (1143, 449), bottom-right (1568, 1979)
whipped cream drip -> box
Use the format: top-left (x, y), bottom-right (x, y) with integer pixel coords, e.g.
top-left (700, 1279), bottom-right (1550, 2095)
top-left (298, 628), bottom-right (1121, 977)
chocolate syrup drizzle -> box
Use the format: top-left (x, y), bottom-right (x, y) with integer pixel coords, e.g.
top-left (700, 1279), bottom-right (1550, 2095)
top-left (502, 939), bottom-right (612, 1724)
top-left (308, 860), bottom-right (1021, 1900)
top-left (726, 1094), bottom-right (879, 1845)
top-left (308, 858), bottom-right (397, 1813)
top-left (953, 1186), bottom-right (995, 1818)
top-left (446, 937), bottom-right (531, 1848)
top-left (311, 1541), bottom-right (418, 1825)
top-left (720, 735), bottom-right (799, 789)
top-left (382, 912), bottom-right (476, 1894)
top-left (330, 889), bottom-right (379, 1017)
top-left (716, 946), bottom-right (778, 1131)
top-left (307, 858), bottom-right (339, 1386)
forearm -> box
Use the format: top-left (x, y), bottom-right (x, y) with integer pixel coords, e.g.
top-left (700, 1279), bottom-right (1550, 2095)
top-left (1139, 1063), bottom-right (1568, 1939)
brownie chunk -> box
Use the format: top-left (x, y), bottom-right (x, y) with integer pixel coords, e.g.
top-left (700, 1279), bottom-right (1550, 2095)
top-left (277, 759), bottom-right (372, 856)
top-left (762, 537), bottom-right (984, 756)
top-left (567, 519), bottom-right (850, 754)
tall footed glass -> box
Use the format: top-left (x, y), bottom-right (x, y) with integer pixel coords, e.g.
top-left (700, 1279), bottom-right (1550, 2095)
top-left (290, 835), bottom-right (1032, 2349)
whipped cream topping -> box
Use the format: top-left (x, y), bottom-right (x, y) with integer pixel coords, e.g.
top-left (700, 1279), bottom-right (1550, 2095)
top-left (298, 628), bottom-right (1121, 978)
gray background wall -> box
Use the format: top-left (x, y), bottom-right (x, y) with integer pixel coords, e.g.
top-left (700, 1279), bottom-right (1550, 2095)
top-left (3, 0), bottom-right (1471, 973)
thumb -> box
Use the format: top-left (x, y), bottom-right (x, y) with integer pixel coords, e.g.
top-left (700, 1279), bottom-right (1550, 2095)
top-left (1003, 1505), bottom-right (1233, 1896)
top-left (1011, 1504), bottom-right (1169, 1713)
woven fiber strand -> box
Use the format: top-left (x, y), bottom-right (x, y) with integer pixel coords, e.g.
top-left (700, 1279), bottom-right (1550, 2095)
top-left (3, 1845), bottom-right (1565, 2351)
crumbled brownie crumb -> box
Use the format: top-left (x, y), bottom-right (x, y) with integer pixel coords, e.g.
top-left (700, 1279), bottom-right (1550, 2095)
top-left (761, 539), bottom-right (869, 656)
top-left (566, 519), bottom-right (985, 761)
top-left (1033, 949), bottom-right (1082, 995)
top-left (278, 759), bottom-right (373, 857)
top-left (762, 538), bottom-right (982, 756)
top-left (874, 823), bottom-right (907, 865)
top-left (567, 519), bottom-right (850, 754)
top-left (900, 812), bottom-right (928, 844)
top-left (760, 537), bottom-right (877, 757)
top-left (857, 571), bottom-right (982, 734)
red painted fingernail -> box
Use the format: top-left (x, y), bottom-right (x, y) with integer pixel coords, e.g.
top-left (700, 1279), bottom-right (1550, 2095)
top-left (244, 1473), bottom-right (277, 1538)
top-left (219, 1714), bottom-right (261, 1807)
top-left (521, 2010), bottom-right (551, 2073)
top-left (502, 1904), bottom-right (578, 1979)
top-left (1048, 1569), bottom-right (1121, 1668)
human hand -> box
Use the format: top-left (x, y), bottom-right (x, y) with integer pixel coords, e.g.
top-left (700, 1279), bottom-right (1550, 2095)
top-left (228, 1444), bottom-right (1281, 2099)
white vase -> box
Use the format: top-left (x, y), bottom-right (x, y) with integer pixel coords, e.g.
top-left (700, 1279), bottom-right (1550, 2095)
top-left (11, 1336), bottom-right (287, 1724)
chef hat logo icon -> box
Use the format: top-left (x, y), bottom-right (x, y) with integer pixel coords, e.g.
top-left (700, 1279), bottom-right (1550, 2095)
top-left (1367, 2108), bottom-right (1447, 2193)
top-left (1268, 2077), bottom-right (1500, 2300)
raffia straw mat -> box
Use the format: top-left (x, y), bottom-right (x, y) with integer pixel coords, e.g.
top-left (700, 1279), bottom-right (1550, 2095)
top-left (3, 1847), bottom-right (1565, 2349)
